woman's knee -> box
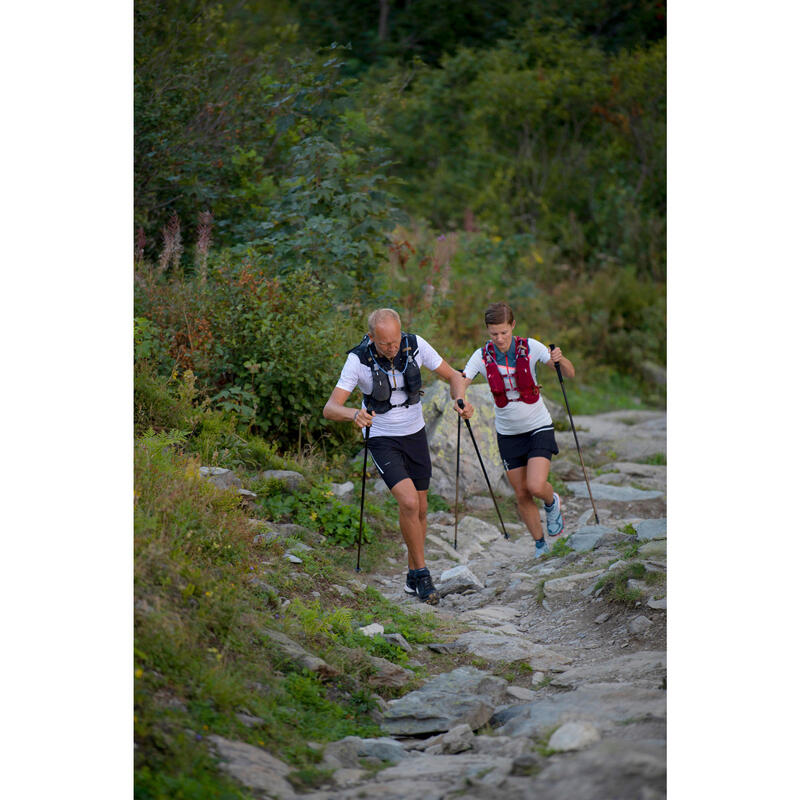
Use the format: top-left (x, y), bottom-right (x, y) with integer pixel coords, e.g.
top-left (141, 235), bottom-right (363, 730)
top-left (514, 487), bottom-right (533, 505)
top-left (527, 480), bottom-right (550, 499)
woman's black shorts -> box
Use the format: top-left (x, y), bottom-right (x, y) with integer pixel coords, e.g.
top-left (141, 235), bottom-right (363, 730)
top-left (497, 425), bottom-right (559, 471)
top-left (367, 427), bottom-right (432, 491)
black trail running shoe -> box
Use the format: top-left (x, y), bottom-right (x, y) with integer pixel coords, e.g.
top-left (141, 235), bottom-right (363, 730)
top-left (414, 568), bottom-right (440, 605)
top-left (404, 570), bottom-right (418, 595)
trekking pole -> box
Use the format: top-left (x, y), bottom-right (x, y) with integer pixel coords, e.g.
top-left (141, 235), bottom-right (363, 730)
top-left (549, 344), bottom-right (599, 525)
top-left (453, 412), bottom-right (461, 550)
top-left (457, 399), bottom-right (509, 539)
top-left (355, 403), bottom-right (372, 572)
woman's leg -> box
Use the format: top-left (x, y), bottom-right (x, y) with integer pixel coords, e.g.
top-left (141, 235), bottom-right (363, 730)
top-left (525, 456), bottom-right (555, 505)
top-left (506, 465), bottom-right (545, 542)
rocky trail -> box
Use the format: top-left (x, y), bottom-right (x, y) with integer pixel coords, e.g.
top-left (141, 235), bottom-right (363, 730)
top-left (210, 388), bottom-right (667, 800)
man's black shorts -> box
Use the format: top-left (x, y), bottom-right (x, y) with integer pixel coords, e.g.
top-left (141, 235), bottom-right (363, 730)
top-left (367, 427), bottom-right (432, 491)
top-left (497, 425), bottom-right (559, 471)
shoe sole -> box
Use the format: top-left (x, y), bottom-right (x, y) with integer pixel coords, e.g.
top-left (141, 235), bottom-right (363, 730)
top-left (403, 584), bottom-right (416, 595)
top-left (419, 592), bottom-right (440, 605)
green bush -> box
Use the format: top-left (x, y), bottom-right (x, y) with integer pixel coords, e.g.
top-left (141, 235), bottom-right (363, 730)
top-left (368, 23), bottom-right (665, 279)
top-left (260, 484), bottom-right (375, 546)
top-left (135, 258), bottom-right (367, 453)
top-left (133, 366), bottom-right (200, 437)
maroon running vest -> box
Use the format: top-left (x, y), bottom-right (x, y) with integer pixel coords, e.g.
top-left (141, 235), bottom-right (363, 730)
top-left (481, 336), bottom-right (539, 408)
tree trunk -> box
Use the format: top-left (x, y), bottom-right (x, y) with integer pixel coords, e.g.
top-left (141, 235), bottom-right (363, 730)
top-left (378, 0), bottom-right (390, 42)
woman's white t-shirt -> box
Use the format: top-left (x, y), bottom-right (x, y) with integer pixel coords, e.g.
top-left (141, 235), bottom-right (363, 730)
top-left (463, 337), bottom-right (553, 435)
top-left (335, 335), bottom-right (443, 438)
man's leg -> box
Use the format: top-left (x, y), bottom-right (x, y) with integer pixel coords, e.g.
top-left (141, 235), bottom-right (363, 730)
top-left (390, 478), bottom-right (427, 570)
top-left (506, 465), bottom-right (545, 542)
top-left (417, 489), bottom-right (428, 539)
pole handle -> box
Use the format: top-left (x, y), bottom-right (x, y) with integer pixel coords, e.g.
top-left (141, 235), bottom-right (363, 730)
top-left (549, 343), bottom-right (564, 383)
top-left (457, 399), bottom-right (465, 409)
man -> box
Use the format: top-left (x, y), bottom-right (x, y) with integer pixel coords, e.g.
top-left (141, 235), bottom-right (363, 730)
top-left (323, 308), bottom-right (472, 604)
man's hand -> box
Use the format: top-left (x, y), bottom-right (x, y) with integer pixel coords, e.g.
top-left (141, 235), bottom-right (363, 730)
top-left (353, 408), bottom-right (375, 428)
top-left (454, 399), bottom-right (475, 419)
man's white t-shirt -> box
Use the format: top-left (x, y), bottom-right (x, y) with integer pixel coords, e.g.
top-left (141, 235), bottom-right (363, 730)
top-left (463, 337), bottom-right (553, 435)
top-left (335, 335), bottom-right (443, 438)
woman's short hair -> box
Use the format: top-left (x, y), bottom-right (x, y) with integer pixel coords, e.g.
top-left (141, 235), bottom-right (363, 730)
top-left (484, 302), bottom-right (515, 326)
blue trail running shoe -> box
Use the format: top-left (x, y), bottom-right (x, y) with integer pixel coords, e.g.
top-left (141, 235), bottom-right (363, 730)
top-left (544, 492), bottom-right (564, 537)
top-left (534, 539), bottom-right (551, 559)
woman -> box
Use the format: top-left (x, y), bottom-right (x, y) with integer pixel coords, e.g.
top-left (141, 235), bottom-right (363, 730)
top-left (462, 302), bottom-right (575, 558)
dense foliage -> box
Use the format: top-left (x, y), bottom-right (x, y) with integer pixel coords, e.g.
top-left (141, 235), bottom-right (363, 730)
top-left (134, 0), bottom-right (666, 448)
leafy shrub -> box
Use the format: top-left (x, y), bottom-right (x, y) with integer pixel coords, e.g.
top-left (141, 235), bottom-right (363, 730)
top-left (549, 538), bottom-right (573, 558)
top-left (133, 367), bottom-right (201, 437)
top-left (371, 24), bottom-right (665, 278)
top-left (427, 493), bottom-right (450, 513)
top-left (135, 257), bottom-right (366, 452)
top-left (639, 452), bottom-right (666, 465)
top-left (286, 598), bottom-right (353, 639)
top-left (190, 412), bottom-right (285, 471)
top-left (593, 561), bottom-right (648, 607)
top-left (261, 484), bottom-right (375, 546)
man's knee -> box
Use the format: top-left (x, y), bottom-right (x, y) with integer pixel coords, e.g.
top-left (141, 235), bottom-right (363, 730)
top-left (395, 491), bottom-right (420, 516)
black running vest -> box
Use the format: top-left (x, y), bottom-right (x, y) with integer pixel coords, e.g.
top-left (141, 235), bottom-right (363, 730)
top-left (348, 333), bottom-right (423, 414)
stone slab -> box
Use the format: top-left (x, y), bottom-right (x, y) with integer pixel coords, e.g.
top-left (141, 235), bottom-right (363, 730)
top-left (566, 482), bottom-right (663, 502)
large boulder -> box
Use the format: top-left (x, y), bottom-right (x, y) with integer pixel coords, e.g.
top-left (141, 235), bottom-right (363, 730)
top-left (422, 382), bottom-right (513, 500)
top-left (262, 629), bottom-right (339, 679)
top-left (367, 656), bottom-right (414, 689)
top-left (531, 739), bottom-right (666, 800)
top-left (550, 651), bottom-right (666, 690)
top-left (381, 666), bottom-right (507, 736)
top-left (566, 482), bottom-right (663, 502)
top-left (453, 632), bottom-right (570, 668)
top-left (437, 565), bottom-right (484, 597)
top-left (261, 470), bottom-right (306, 491)
top-left (555, 410), bottom-right (666, 463)
top-left (208, 736), bottom-right (296, 799)
top-left (493, 682), bottom-right (666, 739)
top-left (199, 466), bottom-right (242, 490)
top-left (322, 736), bottom-right (410, 769)
top-left (636, 518), bottom-right (667, 541)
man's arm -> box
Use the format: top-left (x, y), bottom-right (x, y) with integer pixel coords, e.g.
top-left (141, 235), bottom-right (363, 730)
top-left (323, 387), bottom-right (374, 428)
top-left (433, 361), bottom-right (472, 418)
top-left (458, 375), bottom-right (476, 418)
